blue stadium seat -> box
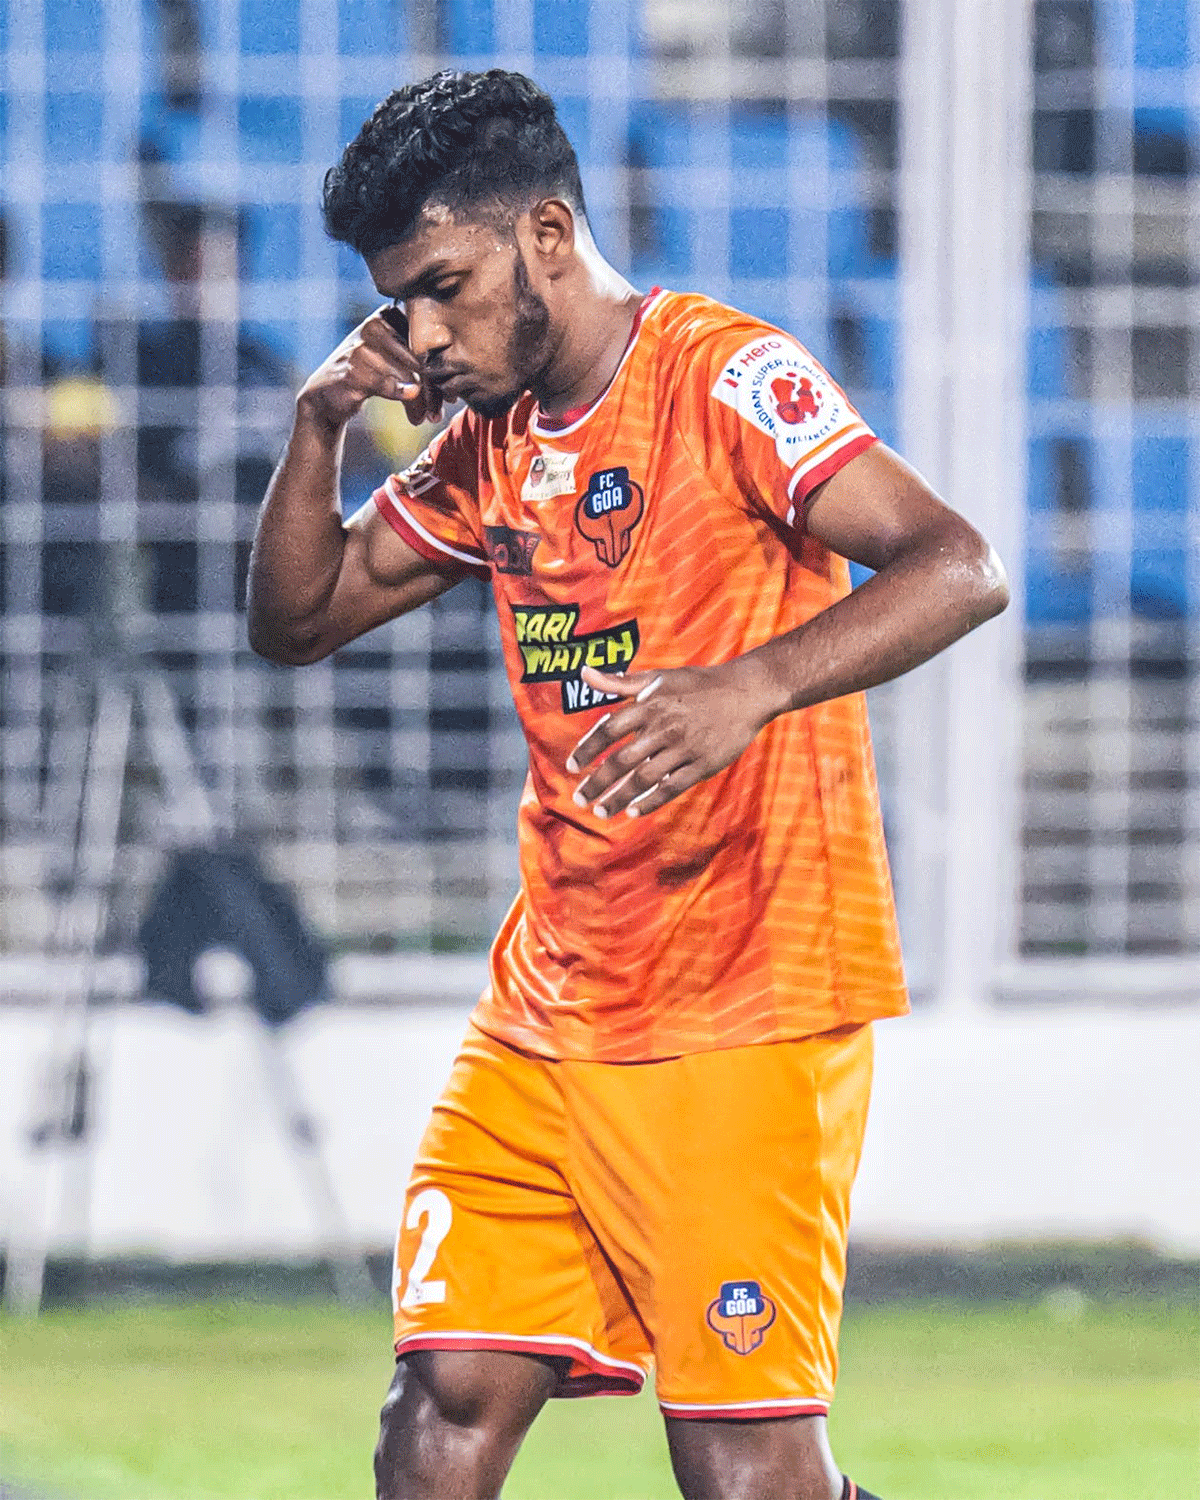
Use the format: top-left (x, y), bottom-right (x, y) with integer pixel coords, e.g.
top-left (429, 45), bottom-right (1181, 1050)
top-left (441, 0), bottom-right (495, 56)
top-left (1132, 0), bottom-right (1190, 67)
top-left (45, 91), bottom-right (103, 160)
top-left (338, 0), bottom-right (408, 55)
top-left (43, 0), bottom-right (102, 52)
top-left (1131, 434), bottom-right (1190, 619)
top-left (238, 96), bottom-right (304, 164)
top-left (534, 0), bottom-right (589, 56)
top-left (240, 204), bottom-right (301, 283)
top-left (239, 0), bottom-right (299, 55)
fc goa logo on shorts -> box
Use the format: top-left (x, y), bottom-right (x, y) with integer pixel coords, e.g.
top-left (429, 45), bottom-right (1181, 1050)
top-left (706, 1280), bottom-right (776, 1356)
top-left (576, 466), bottom-right (645, 567)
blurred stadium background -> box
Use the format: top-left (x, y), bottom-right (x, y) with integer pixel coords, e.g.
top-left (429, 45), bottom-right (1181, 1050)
top-left (0, 0), bottom-right (1197, 1493)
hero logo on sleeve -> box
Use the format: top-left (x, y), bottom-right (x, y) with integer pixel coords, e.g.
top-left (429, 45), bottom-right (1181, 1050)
top-left (712, 337), bottom-right (853, 467)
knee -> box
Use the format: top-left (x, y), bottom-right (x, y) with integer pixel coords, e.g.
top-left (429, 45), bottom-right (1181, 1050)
top-left (667, 1413), bottom-right (843, 1500)
top-left (374, 1350), bottom-right (554, 1500)
top-left (676, 1460), bottom-right (840, 1500)
top-left (375, 1363), bottom-right (488, 1500)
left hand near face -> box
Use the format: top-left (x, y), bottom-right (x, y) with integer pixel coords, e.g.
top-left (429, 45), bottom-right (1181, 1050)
top-left (565, 661), bottom-right (776, 819)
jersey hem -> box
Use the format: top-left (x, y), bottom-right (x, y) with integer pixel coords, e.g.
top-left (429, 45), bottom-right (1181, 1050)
top-left (375, 480), bottom-right (491, 579)
top-left (659, 1396), bottom-right (830, 1420)
top-left (468, 990), bottom-right (909, 1064)
top-left (394, 1331), bottom-right (647, 1398)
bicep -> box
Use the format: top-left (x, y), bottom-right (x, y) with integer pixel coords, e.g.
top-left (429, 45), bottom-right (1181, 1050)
top-left (320, 502), bottom-right (462, 650)
top-left (802, 441), bottom-right (990, 571)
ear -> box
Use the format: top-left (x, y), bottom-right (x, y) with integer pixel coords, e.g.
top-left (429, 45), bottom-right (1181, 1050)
top-left (521, 197), bottom-right (576, 276)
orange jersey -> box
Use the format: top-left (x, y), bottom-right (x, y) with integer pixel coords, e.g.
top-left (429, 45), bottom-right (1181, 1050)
top-left (374, 289), bottom-right (908, 1061)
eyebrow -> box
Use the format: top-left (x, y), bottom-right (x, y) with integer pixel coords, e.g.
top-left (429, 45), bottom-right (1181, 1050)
top-left (379, 260), bottom-right (460, 302)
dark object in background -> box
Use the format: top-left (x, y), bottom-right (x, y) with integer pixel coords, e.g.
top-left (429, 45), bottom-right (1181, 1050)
top-left (138, 845), bottom-right (329, 1026)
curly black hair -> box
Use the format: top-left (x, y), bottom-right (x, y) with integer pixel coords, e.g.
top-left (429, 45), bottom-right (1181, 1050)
top-left (322, 69), bottom-right (587, 257)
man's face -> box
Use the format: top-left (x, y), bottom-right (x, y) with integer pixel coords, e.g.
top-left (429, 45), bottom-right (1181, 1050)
top-left (366, 206), bottom-right (555, 419)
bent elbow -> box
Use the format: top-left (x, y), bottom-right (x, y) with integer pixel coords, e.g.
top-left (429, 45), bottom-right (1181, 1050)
top-left (972, 546), bottom-right (1014, 621)
top-left (972, 542), bottom-right (1010, 624)
top-left (246, 615), bottom-right (329, 666)
top-left (936, 532), bottom-right (1010, 638)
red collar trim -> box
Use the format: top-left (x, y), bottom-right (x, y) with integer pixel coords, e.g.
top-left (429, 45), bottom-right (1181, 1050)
top-left (534, 288), bottom-right (661, 434)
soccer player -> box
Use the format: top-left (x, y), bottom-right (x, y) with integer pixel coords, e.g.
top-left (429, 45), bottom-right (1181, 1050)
top-left (248, 69), bottom-right (1008, 1500)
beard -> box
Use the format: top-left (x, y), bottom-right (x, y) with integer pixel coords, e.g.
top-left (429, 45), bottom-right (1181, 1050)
top-left (465, 252), bottom-right (553, 420)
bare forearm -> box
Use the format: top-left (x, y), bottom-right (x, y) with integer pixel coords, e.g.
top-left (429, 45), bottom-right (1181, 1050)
top-left (246, 402), bottom-right (350, 660)
top-left (567, 447), bottom-right (1011, 821)
top-left (745, 528), bottom-right (1010, 723)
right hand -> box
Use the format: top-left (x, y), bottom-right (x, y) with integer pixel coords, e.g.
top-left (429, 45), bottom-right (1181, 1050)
top-left (295, 306), bottom-right (444, 434)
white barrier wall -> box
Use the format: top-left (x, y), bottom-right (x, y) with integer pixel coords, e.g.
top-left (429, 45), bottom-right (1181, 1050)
top-left (2, 994), bottom-right (1198, 1261)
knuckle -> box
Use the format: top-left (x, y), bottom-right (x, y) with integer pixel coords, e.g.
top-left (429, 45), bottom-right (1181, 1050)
top-left (632, 762), bottom-right (658, 791)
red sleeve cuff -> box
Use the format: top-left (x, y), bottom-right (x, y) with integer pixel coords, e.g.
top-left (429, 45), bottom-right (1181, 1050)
top-left (788, 432), bottom-right (878, 512)
top-left (374, 485), bottom-right (491, 581)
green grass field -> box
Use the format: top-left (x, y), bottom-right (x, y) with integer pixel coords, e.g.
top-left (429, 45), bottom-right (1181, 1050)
top-left (2, 1295), bottom-right (1197, 1500)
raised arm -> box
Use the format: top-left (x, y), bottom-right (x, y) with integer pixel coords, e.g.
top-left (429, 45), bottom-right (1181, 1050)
top-left (247, 308), bottom-right (458, 665)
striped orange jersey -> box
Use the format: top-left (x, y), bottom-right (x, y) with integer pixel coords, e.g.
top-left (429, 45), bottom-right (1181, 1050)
top-left (374, 289), bottom-right (908, 1061)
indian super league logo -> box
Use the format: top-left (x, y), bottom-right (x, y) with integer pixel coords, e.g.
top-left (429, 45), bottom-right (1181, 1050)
top-left (706, 1280), bottom-right (777, 1355)
top-left (769, 371), bottom-right (823, 425)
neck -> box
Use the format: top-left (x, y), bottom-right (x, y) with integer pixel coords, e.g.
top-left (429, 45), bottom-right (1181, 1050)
top-left (532, 245), bottom-right (642, 418)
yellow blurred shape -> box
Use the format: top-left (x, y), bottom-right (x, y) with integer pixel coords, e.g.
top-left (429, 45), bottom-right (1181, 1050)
top-left (362, 395), bottom-right (440, 468)
top-left (45, 376), bottom-right (121, 438)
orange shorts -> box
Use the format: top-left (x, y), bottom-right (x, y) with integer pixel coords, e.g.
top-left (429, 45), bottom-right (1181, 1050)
top-left (391, 1020), bottom-right (873, 1419)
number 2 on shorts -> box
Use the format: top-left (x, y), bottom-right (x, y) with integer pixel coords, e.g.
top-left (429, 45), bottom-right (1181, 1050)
top-left (395, 1188), bottom-right (453, 1311)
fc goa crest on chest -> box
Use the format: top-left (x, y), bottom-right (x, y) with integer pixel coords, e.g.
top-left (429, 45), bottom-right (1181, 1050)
top-left (706, 1280), bottom-right (777, 1355)
top-left (576, 466), bottom-right (645, 567)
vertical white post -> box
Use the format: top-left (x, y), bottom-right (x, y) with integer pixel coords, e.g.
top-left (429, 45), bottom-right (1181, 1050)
top-left (896, 0), bottom-right (1034, 1009)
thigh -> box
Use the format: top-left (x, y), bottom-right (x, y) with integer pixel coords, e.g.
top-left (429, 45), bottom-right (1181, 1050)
top-left (392, 1024), bottom-right (651, 1397)
top-left (565, 1023), bottom-right (874, 1418)
top-left (376, 1347), bottom-right (558, 1500)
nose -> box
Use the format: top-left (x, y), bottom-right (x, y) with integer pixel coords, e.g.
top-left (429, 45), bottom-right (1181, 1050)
top-left (404, 297), bottom-right (452, 364)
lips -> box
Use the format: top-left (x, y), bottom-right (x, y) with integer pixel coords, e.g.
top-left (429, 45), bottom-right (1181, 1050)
top-left (427, 370), bottom-right (471, 399)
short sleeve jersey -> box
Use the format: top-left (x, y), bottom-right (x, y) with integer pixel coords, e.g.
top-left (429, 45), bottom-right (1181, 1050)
top-left (374, 289), bottom-right (908, 1062)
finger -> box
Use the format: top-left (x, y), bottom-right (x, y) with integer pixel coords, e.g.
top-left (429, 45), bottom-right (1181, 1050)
top-left (364, 307), bottom-right (415, 363)
top-left (566, 670), bottom-right (665, 772)
top-left (596, 750), bottom-right (697, 820)
top-left (579, 665), bottom-right (659, 701)
top-left (355, 347), bottom-right (432, 418)
top-left (401, 382), bottom-right (441, 424)
top-left (572, 728), bottom-right (670, 806)
top-left (621, 757), bottom-right (702, 819)
top-left (352, 344), bottom-right (422, 402)
top-left (566, 699), bottom-right (650, 774)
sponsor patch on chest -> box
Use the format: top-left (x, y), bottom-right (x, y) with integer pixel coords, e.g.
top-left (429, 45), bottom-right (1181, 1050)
top-left (521, 448), bottom-right (579, 502)
top-left (510, 604), bottom-right (640, 713)
top-left (483, 524), bottom-right (540, 576)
